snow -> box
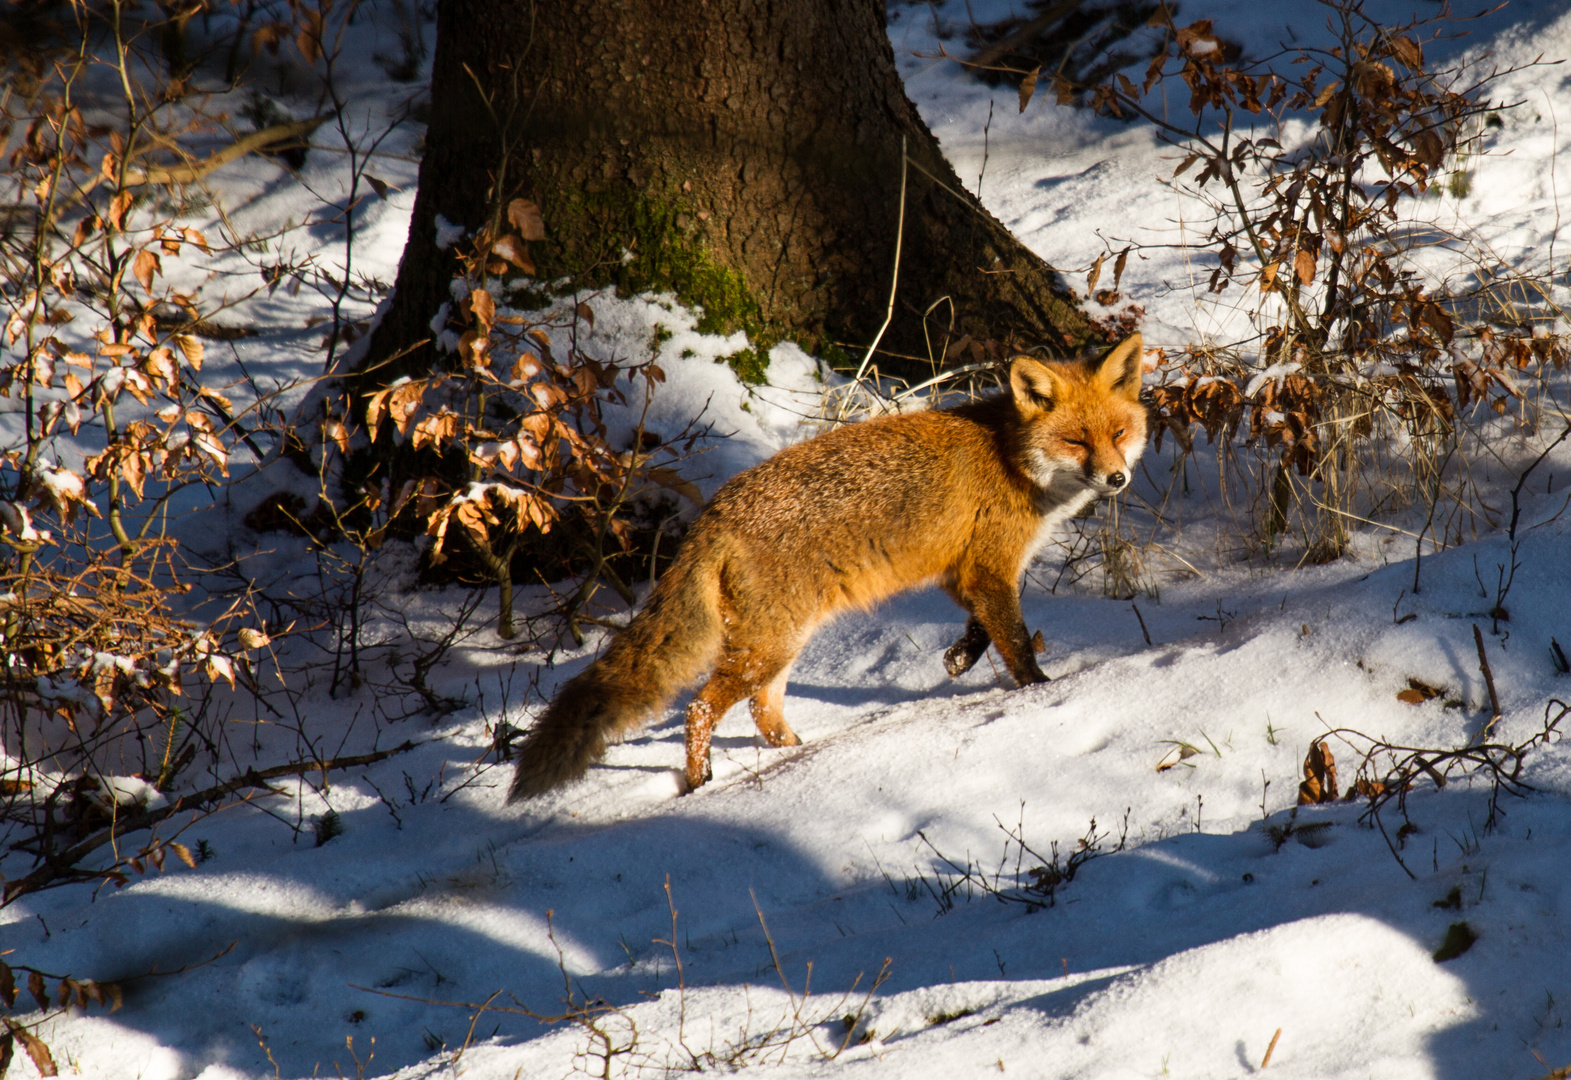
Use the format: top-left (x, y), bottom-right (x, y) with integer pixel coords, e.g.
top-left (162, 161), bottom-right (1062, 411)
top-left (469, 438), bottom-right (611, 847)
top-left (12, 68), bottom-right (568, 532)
top-left (433, 215), bottom-right (466, 252)
top-left (5, 2), bottom-right (1571, 1079)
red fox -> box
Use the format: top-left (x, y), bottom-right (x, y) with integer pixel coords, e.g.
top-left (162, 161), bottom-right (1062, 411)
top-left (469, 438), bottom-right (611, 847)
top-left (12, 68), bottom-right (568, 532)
top-left (509, 333), bottom-right (1148, 801)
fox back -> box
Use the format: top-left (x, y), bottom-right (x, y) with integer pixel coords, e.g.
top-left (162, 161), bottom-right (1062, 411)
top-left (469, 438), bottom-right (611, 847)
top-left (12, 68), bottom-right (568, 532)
top-left (509, 334), bottom-right (1148, 801)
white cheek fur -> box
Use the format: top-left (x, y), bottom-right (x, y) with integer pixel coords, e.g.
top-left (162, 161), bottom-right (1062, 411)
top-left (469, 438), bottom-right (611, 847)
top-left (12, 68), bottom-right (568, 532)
top-left (1024, 447), bottom-right (1074, 490)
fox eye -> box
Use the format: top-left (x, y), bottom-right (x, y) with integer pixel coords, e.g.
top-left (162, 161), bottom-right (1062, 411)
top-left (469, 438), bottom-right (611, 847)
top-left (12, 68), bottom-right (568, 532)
top-left (1113, 429), bottom-right (1125, 440)
top-left (1064, 437), bottom-right (1087, 448)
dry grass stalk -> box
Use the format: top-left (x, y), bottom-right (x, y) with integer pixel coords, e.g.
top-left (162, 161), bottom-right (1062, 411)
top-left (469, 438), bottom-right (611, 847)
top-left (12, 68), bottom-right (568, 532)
top-left (1261, 1026), bottom-right (1282, 1068)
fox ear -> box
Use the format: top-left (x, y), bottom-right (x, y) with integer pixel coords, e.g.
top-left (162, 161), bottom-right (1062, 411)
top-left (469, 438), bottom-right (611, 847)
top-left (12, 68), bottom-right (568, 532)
top-left (1090, 333), bottom-right (1145, 401)
top-left (1009, 356), bottom-right (1067, 415)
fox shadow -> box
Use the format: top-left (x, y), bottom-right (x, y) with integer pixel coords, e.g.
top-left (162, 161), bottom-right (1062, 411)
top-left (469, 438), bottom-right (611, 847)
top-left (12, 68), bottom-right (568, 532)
top-left (15, 790), bottom-right (867, 1078)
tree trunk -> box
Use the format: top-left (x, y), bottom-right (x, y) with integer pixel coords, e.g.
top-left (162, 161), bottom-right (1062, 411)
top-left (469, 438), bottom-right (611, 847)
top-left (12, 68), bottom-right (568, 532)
top-left (364, 0), bottom-right (1098, 386)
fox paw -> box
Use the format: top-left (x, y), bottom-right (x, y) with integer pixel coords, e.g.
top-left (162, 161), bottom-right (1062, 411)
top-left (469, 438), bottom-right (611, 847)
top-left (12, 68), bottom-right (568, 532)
top-left (1015, 666), bottom-right (1051, 686)
top-left (944, 640), bottom-right (990, 678)
top-left (943, 619), bottom-right (993, 678)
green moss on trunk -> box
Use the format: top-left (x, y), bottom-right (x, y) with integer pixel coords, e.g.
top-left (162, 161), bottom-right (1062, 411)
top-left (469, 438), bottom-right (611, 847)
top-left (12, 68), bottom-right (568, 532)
top-left (536, 187), bottom-right (776, 381)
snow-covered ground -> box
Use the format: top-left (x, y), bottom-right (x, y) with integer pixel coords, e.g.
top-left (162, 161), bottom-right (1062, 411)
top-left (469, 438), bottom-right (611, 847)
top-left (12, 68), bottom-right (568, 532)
top-left (5, 2), bottom-right (1571, 1079)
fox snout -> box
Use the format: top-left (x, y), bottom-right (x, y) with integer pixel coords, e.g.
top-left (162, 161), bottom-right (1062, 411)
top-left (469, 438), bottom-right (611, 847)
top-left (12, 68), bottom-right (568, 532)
top-left (1097, 468), bottom-right (1129, 493)
top-left (1078, 459), bottom-right (1131, 498)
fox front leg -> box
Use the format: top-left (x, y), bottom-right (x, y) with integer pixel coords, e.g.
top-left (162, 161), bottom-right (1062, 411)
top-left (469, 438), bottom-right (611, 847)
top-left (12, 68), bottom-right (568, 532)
top-left (955, 573), bottom-right (1049, 687)
top-left (943, 617), bottom-right (992, 678)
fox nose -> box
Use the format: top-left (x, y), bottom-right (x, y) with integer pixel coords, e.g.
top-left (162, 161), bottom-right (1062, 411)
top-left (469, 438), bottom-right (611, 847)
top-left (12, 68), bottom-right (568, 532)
top-left (1106, 471), bottom-right (1126, 490)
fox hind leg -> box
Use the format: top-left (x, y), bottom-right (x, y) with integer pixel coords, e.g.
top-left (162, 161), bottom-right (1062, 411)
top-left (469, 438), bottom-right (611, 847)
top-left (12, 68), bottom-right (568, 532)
top-left (684, 648), bottom-right (793, 792)
top-left (750, 666), bottom-right (800, 748)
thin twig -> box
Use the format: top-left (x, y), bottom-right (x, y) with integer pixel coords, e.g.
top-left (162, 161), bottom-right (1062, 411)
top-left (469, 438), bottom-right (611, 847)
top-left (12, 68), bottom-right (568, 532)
top-left (1131, 601), bottom-right (1152, 646)
top-left (1473, 623), bottom-right (1501, 742)
top-left (854, 135), bottom-right (908, 384)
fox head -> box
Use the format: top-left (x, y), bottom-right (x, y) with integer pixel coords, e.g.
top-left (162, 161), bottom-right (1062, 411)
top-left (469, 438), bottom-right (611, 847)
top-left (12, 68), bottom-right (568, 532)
top-left (1008, 333), bottom-right (1148, 498)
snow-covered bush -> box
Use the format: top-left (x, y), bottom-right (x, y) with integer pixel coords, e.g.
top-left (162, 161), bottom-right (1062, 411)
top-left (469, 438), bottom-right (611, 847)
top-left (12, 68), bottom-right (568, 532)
top-left (1063, 1), bottom-right (1569, 560)
top-left (356, 202), bottom-right (704, 641)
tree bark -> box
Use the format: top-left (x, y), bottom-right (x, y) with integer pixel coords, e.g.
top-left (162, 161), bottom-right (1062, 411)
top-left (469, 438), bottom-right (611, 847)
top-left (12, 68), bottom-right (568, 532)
top-left (364, 0), bottom-right (1098, 385)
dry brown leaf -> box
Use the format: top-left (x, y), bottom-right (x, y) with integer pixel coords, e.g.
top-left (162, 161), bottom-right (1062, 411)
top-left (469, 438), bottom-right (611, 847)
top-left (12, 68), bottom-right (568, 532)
top-left (1389, 34), bottom-right (1423, 69)
top-left (645, 466), bottom-right (701, 506)
top-left (119, 449), bottom-right (146, 498)
top-left (425, 504), bottom-right (454, 562)
top-left (511, 354), bottom-right (542, 385)
top-left (133, 248), bottom-right (161, 294)
top-left (384, 381), bottom-right (427, 435)
top-left (252, 22), bottom-right (286, 53)
top-left (1421, 303), bottom-right (1454, 346)
top-left (3, 1019), bottom-right (55, 1077)
top-left (469, 288), bottom-right (496, 330)
top-left (1018, 65), bottom-right (1041, 113)
top-left (322, 419), bottom-right (350, 455)
top-left (507, 198), bottom-right (547, 241)
top-left (108, 190), bottom-right (134, 230)
top-left (144, 347), bottom-right (177, 388)
top-left (205, 655), bottom-right (235, 688)
top-left (1297, 740), bottom-right (1338, 804)
top-left (1156, 742), bottom-right (1201, 773)
top-left (1349, 777), bottom-right (1387, 800)
top-left (1294, 248), bottom-right (1316, 285)
top-left (1085, 253), bottom-right (1104, 296)
top-left (410, 409), bottom-right (461, 452)
top-left (72, 214), bottom-right (99, 248)
top-left (174, 334), bottom-right (204, 370)
top-left (457, 329), bottom-right (490, 370)
top-left (491, 235), bottom-right (534, 273)
top-left (238, 628), bottom-right (271, 651)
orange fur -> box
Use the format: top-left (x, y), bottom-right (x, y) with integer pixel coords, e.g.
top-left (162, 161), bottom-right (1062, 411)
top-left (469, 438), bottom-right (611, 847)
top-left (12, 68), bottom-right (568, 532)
top-left (508, 334), bottom-right (1148, 801)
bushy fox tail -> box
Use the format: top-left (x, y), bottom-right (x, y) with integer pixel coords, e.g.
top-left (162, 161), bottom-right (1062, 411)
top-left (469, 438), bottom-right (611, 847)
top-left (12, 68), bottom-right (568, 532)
top-left (507, 536), bottom-right (727, 802)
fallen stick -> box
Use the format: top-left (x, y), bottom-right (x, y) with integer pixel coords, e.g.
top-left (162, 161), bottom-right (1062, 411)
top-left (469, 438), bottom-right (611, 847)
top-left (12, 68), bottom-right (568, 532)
top-left (1473, 623), bottom-right (1502, 743)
